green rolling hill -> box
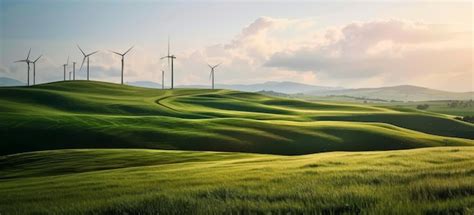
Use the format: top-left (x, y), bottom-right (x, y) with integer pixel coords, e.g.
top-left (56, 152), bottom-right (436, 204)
top-left (1, 81), bottom-right (473, 214)
top-left (0, 147), bottom-right (473, 214)
top-left (0, 81), bottom-right (472, 155)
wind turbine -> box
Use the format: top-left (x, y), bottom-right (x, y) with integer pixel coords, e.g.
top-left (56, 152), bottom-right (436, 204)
top-left (161, 38), bottom-right (176, 89)
top-left (77, 45), bottom-right (99, 81)
top-left (31, 55), bottom-right (42, 85)
top-left (110, 46), bottom-right (134, 85)
top-left (63, 56), bottom-right (69, 81)
top-left (14, 48), bottom-right (32, 86)
top-left (208, 63), bottom-right (221, 90)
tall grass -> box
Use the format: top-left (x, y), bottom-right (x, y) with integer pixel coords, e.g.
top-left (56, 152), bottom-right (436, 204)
top-left (0, 147), bottom-right (472, 214)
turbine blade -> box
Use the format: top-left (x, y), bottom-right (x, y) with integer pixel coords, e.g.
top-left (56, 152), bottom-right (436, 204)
top-left (209, 71), bottom-right (212, 80)
top-left (77, 45), bottom-right (86, 56)
top-left (124, 45), bottom-right (134, 55)
top-left (160, 56), bottom-right (168, 60)
top-left (27, 48), bottom-right (31, 60)
top-left (110, 50), bottom-right (122, 56)
top-left (34, 55), bottom-right (42, 63)
top-left (15, 60), bottom-right (27, 63)
top-left (208, 64), bottom-right (212, 69)
top-left (168, 37), bottom-right (170, 73)
top-left (79, 57), bottom-right (86, 71)
top-left (215, 63), bottom-right (221, 68)
top-left (88, 51), bottom-right (99, 56)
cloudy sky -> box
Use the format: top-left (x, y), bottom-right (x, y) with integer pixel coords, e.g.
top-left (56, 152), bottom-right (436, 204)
top-left (0, 0), bottom-right (472, 92)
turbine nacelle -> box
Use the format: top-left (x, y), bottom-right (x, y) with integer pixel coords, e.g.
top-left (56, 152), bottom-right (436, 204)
top-left (160, 55), bottom-right (176, 60)
top-left (208, 63), bottom-right (221, 70)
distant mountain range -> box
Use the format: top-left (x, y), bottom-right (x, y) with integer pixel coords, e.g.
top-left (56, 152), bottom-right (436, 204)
top-left (307, 85), bottom-right (473, 101)
top-left (128, 81), bottom-right (473, 101)
top-left (215, 81), bottom-right (342, 94)
top-left (126, 81), bottom-right (162, 89)
top-left (2, 77), bottom-right (472, 101)
top-left (0, 77), bottom-right (24, 87)
top-left (127, 81), bottom-right (341, 94)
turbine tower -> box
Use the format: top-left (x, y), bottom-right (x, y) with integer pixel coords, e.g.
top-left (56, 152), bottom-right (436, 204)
top-left (72, 62), bottom-right (76, 80)
top-left (31, 55), bottom-right (42, 85)
top-left (161, 38), bottom-right (176, 89)
top-left (14, 48), bottom-right (32, 86)
top-left (77, 45), bottom-right (98, 81)
top-left (161, 70), bottom-right (165, 90)
top-left (208, 63), bottom-right (221, 90)
top-left (63, 56), bottom-right (69, 81)
top-left (110, 46), bottom-right (134, 85)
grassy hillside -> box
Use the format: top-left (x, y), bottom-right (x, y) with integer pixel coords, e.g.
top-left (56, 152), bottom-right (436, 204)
top-left (307, 85), bottom-right (474, 101)
top-left (298, 95), bottom-right (474, 117)
top-left (0, 147), bottom-right (473, 214)
top-left (377, 100), bottom-right (474, 117)
top-left (0, 81), bottom-right (473, 155)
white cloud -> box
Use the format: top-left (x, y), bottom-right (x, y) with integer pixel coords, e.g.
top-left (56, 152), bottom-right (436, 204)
top-left (171, 17), bottom-right (472, 91)
top-left (174, 17), bottom-right (319, 86)
top-left (264, 19), bottom-right (473, 91)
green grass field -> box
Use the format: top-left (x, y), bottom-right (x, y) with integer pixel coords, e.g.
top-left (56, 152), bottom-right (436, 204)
top-left (0, 81), bottom-right (473, 155)
top-left (376, 101), bottom-right (474, 117)
top-left (1, 81), bottom-right (473, 214)
top-left (300, 95), bottom-right (474, 117)
top-left (0, 147), bottom-right (473, 214)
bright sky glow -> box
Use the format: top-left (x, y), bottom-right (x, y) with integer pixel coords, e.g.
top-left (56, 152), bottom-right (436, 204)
top-left (1, 0), bottom-right (472, 91)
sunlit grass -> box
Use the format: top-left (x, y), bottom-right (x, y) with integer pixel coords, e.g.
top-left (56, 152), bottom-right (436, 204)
top-left (0, 147), bottom-right (472, 214)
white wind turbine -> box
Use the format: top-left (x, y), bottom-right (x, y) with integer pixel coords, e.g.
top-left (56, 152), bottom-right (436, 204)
top-left (208, 63), bottom-right (221, 89)
top-left (14, 48), bottom-right (32, 86)
top-left (31, 55), bottom-right (42, 85)
top-left (110, 46), bottom-right (134, 85)
top-left (161, 37), bottom-right (176, 89)
top-left (77, 45), bottom-right (99, 81)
